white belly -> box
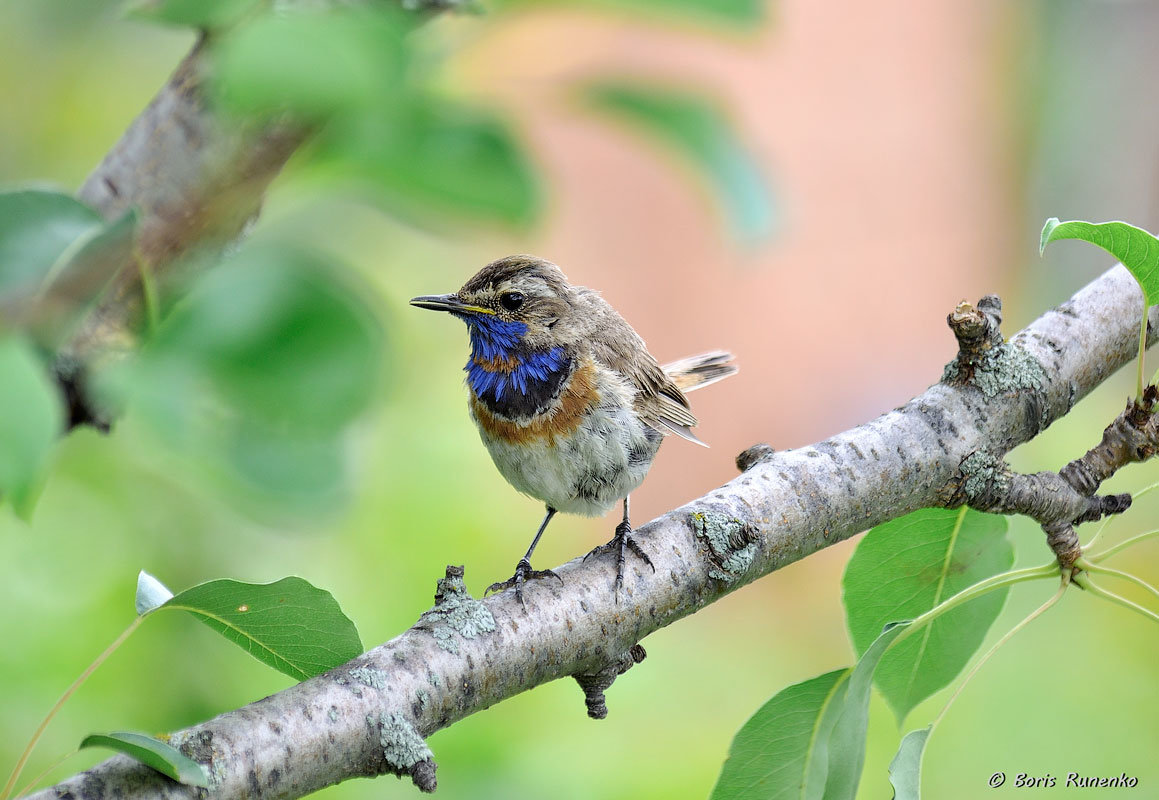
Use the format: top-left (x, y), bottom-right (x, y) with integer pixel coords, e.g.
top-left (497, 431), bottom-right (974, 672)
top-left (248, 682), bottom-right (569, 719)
top-left (474, 395), bottom-right (661, 516)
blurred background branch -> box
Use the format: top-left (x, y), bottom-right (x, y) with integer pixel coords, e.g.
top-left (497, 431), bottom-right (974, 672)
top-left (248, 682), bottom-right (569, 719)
top-left (65, 33), bottom-right (308, 365)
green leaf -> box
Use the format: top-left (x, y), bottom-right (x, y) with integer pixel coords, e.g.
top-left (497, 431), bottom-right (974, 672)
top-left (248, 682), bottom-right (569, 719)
top-left (321, 98), bottom-right (541, 226)
top-left (136, 570), bottom-right (174, 616)
top-left (30, 210), bottom-right (137, 348)
top-left (582, 82), bottom-right (774, 242)
top-left (1040, 218), bottom-right (1159, 305)
top-left (223, 425), bottom-right (346, 506)
top-left (212, 7), bottom-right (408, 120)
top-left (492, 0), bottom-right (763, 25)
top-left (713, 623), bottom-right (913, 800)
top-left (843, 507), bottom-right (1012, 723)
top-left (710, 669), bottom-right (850, 800)
top-left (126, 0), bottom-right (261, 29)
top-left (0, 337), bottom-right (64, 514)
top-left (821, 621), bottom-right (909, 800)
top-left (80, 732), bottom-right (209, 787)
top-left (0, 190), bottom-right (102, 301)
top-left (888, 727), bottom-right (932, 800)
top-left (600, 0), bottom-right (762, 23)
top-left (161, 577), bottom-right (362, 680)
top-left (118, 245), bottom-right (383, 513)
top-left (143, 246), bottom-right (382, 433)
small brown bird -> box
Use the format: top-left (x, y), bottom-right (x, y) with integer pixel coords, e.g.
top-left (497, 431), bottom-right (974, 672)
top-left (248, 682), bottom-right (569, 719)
top-left (412, 255), bottom-right (736, 601)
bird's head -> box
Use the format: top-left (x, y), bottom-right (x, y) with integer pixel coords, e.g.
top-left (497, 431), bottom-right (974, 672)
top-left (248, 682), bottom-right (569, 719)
top-left (410, 255), bottom-right (581, 355)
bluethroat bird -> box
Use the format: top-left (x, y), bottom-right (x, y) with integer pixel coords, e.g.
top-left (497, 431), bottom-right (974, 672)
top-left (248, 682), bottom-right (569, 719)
top-left (411, 255), bottom-right (736, 602)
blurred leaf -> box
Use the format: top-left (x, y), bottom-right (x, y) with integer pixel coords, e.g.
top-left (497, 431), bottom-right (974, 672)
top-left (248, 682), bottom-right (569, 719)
top-left (1040, 218), bottom-right (1159, 305)
top-left (0, 190), bottom-right (103, 303)
top-left (80, 732), bottom-right (209, 787)
top-left (126, 0), bottom-right (260, 28)
top-left (710, 669), bottom-right (849, 800)
top-left (116, 244), bottom-right (383, 513)
top-left (493, 0), bottom-right (763, 25)
top-left (616, 0), bottom-right (760, 22)
top-left (162, 577), bottom-right (363, 680)
top-left (0, 336), bottom-right (64, 516)
top-left (212, 7), bottom-right (408, 120)
top-left (598, 0), bottom-right (762, 23)
top-left (888, 727), bottom-right (931, 800)
top-left (821, 621), bottom-right (909, 800)
top-left (321, 98), bottom-right (541, 226)
top-left (583, 81), bottom-right (774, 242)
top-left (145, 247), bottom-right (381, 433)
top-left (224, 424), bottom-right (346, 505)
top-left (30, 210), bottom-right (137, 348)
top-left (136, 570), bottom-right (175, 616)
top-left (842, 508), bottom-right (1012, 723)
top-left (125, 0), bottom-right (259, 28)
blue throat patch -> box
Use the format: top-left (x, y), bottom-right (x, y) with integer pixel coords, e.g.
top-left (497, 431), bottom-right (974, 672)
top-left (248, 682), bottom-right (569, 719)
top-left (460, 314), bottom-right (527, 362)
top-left (460, 314), bottom-right (571, 417)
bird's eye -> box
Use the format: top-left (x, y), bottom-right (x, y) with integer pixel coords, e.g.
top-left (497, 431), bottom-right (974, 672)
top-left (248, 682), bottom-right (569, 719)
top-left (499, 291), bottom-right (524, 312)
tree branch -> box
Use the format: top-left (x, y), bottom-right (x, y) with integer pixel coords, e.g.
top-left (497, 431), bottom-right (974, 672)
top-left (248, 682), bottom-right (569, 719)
top-left (943, 297), bottom-right (1159, 568)
top-left (28, 264), bottom-right (1157, 799)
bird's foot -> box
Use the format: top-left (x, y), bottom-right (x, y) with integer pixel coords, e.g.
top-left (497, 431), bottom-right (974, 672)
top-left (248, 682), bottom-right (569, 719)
top-left (587, 520), bottom-right (655, 596)
top-left (485, 558), bottom-right (562, 606)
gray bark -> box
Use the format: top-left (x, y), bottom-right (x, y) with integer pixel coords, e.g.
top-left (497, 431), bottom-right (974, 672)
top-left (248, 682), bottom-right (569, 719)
top-left (30, 265), bottom-right (1156, 799)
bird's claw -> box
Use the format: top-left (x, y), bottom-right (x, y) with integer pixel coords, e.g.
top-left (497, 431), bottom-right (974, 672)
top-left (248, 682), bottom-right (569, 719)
top-left (485, 558), bottom-right (562, 606)
top-left (587, 520), bottom-right (655, 598)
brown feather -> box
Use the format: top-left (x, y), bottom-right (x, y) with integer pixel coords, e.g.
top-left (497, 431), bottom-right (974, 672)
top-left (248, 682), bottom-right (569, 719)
top-left (578, 290), bottom-right (737, 445)
top-left (448, 256), bottom-right (737, 448)
top-left (471, 358), bottom-right (600, 445)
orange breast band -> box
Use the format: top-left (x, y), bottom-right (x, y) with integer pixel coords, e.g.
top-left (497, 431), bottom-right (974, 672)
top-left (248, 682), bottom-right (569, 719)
top-left (471, 359), bottom-right (600, 445)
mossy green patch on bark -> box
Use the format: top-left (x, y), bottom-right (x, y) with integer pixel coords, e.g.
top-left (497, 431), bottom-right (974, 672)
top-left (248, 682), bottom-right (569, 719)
top-left (689, 510), bottom-right (759, 581)
top-left (417, 570), bottom-right (496, 654)
top-left (368, 712), bottom-right (432, 771)
top-left (959, 449), bottom-right (1010, 503)
top-left (350, 666), bottom-right (387, 691)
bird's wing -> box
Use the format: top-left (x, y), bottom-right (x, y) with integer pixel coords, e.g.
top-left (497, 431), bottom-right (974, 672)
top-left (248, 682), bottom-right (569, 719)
top-left (583, 298), bottom-right (705, 446)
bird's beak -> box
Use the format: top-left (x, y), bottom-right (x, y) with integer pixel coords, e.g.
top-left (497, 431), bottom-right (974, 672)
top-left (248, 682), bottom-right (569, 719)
top-left (409, 293), bottom-right (495, 315)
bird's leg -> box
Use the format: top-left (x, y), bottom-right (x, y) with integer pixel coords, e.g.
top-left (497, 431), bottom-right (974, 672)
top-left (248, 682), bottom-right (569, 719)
top-left (587, 496), bottom-right (655, 594)
top-left (486, 506), bottom-right (563, 605)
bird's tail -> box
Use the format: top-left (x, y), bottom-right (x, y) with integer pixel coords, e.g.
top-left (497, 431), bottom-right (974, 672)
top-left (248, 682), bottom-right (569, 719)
top-left (662, 350), bottom-right (738, 393)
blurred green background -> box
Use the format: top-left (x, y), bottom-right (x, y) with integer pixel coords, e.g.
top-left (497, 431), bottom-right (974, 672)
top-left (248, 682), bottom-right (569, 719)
top-left (3, 1), bottom-right (1159, 798)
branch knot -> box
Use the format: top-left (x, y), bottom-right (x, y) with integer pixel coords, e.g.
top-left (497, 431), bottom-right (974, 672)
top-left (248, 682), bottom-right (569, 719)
top-left (573, 644), bottom-right (647, 720)
top-left (736, 443), bottom-right (775, 472)
top-left (415, 566), bottom-right (496, 655)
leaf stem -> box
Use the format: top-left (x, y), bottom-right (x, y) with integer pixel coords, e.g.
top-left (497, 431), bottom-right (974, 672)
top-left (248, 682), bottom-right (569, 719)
top-left (1088, 528), bottom-right (1159, 563)
top-left (1138, 299), bottom-right (1148, 401)
top-left (888, 562), bottom-right (1059, 651)
top-left (930, 576), bottom-right (1068, 731)
top-left (0, 616), bottom-right (143, 800)
top-left (1074, 573), bottom-right (1159, 626)
top-left (12, 749), bottom-right (78, 800)
top-left (1075, 558), bottom-right (1159, 605)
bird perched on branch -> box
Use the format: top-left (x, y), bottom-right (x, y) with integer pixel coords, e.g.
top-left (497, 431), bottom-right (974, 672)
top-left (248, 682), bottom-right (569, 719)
top-left (412, 255), bottom-right (736, 602)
